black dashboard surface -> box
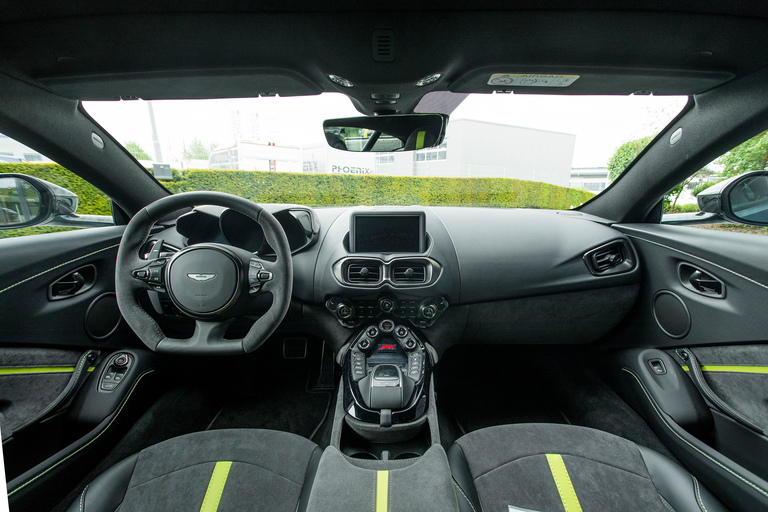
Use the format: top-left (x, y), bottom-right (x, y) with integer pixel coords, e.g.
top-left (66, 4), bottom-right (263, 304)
top-left (151, 204), bottom-right (641, 354)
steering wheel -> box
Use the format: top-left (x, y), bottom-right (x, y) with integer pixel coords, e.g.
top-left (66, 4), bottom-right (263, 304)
top-left (115, 192), bottom-right (292, 355)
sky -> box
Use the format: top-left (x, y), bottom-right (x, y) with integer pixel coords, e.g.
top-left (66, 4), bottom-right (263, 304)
top-left (83, 92), bottom-right (688, 169)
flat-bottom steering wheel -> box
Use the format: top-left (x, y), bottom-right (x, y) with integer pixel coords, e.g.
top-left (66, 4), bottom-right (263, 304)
top-left (115, 192), bottom-right (292, 355)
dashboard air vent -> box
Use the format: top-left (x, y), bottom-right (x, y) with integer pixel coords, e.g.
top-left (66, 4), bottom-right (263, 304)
top-left (392, 264), bottom-right (426, 283)
top-left (347, 262), bottom-right (382, 283)
top-left (584, 240), bottom-right (636, 276)
top-left (592, 246), bottom-right (625, 272)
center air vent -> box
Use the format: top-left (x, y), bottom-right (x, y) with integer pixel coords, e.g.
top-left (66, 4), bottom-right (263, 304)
top-left (347, 262), bottom-right (382, 283)
top-left (392, 264), bottom-right (426, 283)
top-left (584, 240), bottom-right (636, 276)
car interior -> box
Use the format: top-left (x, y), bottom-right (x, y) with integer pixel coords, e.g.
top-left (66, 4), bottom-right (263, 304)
top-left (2, 2), bottom-right (768, 512)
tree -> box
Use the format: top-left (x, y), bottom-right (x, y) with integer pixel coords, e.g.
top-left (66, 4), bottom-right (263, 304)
top-left (665, 167), bottom-right (714, 212)
top-left (182, 138), bottom-right (211, 161)
top-left (607, 135), bottom-right (654, 181)
top-left (125, 140), bottom-right (150, 161)
top-left (717, 130), bottom-right (768, 177)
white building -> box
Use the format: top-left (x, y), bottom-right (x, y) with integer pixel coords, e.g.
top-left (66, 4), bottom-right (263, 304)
top-left (301, 119), bottom-right (577, 187)
top-left (570, 167), bottom-right (610, 193)
top-left (0, 134), bottom-right (54, 163)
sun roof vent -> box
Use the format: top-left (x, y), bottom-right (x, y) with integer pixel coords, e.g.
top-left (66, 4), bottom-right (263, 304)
top-left (584, 240), bottom-right (636, 276)
top-left (392, 264), bottom-right (426, 283)
top-left (372, 29), bottom-right (395, 62)
top-left (347, 262), bottom-right (382, 283)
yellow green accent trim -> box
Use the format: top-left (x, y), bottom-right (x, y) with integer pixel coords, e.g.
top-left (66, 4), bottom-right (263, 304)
top-left (200, 461), bottom-right (232, 512)
top-left (376, 470), bottom-right (389, 512)
top-left (0, 366), bottom-right (96, 375)
top-left (681, 365), bottom-right (768, 374)
top-left (415, 131), bottom-right (426, 150)
top-left (546, 454), bottom-right (583, 512)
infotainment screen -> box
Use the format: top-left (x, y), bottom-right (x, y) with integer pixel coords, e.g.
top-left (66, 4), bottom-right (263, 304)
top-left (350, 213), bottom-right (426, 253)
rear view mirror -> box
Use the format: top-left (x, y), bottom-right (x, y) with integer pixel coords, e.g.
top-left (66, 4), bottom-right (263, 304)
top-left (323, 114), bottom-right (448, 152)
top-left (698, 170), bottom-right (768, 225)
top-left (0, 173), bottom-right (79, 230)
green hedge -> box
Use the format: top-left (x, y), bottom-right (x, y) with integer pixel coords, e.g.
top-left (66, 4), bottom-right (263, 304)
top-left (160, 169), bottom-right (594, 210)
top-left (1, 164), bottom-right (595, 238)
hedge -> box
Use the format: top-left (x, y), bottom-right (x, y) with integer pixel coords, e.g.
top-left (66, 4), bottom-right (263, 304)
top-left (160, 169), bottom-right (595, 210)
top-left (1, 164), bottom-right (595, 238)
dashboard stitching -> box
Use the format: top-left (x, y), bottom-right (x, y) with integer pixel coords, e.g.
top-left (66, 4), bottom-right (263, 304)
top-left (626, 235), bottom-right (768, 291)
top-left (0, 244), bottom-right (119, 295)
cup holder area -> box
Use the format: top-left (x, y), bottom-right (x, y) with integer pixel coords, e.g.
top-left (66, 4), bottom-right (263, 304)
top-left (340, 421), bottom-right (432, 461)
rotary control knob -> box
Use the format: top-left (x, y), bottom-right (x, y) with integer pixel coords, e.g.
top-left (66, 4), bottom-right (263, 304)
top-left (378, 297), bottom-right (396, 313)
top-left (395, 326), bottom-right (409, 338)
top-left (113, 353), bottom-right (129, 368)
top-left (419, 303), bottom-right (437, 320)
top-left (366, 326), bottom-right (379, 338)
top-left (379, 319), bottom-right (395, 333)
top-left (404, 339), bottom-right (417, 350)
top-left (336, 303), bottom-right (354, 319)
top-left (358, 338), bottom-right (372, 350)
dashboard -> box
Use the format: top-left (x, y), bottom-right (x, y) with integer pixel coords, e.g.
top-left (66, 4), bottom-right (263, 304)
top-left (149, 204), bottom-right (642, 356)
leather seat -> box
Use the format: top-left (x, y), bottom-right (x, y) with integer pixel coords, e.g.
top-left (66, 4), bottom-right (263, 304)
top-left (448, 423), bottom-right (726, 512)
top-left (67, 429), bottom-right (321, 512)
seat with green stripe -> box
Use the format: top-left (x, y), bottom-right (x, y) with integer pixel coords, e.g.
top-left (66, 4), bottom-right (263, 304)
top-left (66, 429), bottom-right (322, 512)
top-left (448, 423), bottom-right (726, 512)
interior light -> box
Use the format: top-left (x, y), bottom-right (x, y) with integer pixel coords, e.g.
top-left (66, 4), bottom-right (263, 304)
top-left (416, 74), bottom-right (441, 87)
top-left (328, 75), bottom-right (354, 88)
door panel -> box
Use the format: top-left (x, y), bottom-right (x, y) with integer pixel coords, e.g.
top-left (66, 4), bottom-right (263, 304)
top-left (606, 223), bottom-right (768, 512)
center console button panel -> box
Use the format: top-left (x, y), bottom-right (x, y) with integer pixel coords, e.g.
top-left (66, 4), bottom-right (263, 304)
top-left (326, 295), bottom-right (448, 328)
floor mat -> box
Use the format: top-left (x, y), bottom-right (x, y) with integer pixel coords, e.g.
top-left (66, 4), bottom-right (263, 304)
top-left (207, 381), bottom-right (332, 440)
top-left (436, 345), bottom-right (676, 460)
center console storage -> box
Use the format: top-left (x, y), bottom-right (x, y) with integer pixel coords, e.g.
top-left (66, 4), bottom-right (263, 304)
top-left (306, 321), bottom-right (459, 511)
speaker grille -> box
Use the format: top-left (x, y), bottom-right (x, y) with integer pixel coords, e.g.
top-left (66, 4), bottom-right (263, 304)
top-left (84, 292), bottom-right (122, 340)
top-left (652, 291), bottom-right (691, 339)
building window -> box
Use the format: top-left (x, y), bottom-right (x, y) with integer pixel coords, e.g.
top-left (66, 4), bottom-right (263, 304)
top-left (23, 153), bottom-right (42, 161)
top-left (376, 154), bottom-right (395, 164)
top-left (413, 141), bottom-right (447, 162)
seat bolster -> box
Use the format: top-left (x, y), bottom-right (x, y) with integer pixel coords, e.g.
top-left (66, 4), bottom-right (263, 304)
top-left (639, 446), bottom-right (726, 512)
top-left (67, 453), bottom-right (139, 512)
top-left (297, 446), bottom-right (324, 512)
top-left (447, 443), bottom-right (484, 512)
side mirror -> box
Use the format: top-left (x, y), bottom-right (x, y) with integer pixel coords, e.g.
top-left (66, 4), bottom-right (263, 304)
top-left (698, 170), bottom-right (768, 225)
top-left (323, 114), bottom-right (448, 152)
top-left (0, 174), bottom-right (79, 230)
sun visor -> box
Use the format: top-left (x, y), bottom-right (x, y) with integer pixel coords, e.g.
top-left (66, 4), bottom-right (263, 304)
top-left (449, 67), bottom-right (734, 96)
top-left (37, 68), bottom-right (324, 101)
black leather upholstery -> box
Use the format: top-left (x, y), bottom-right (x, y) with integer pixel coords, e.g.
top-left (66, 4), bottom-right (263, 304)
top-left (448, 423), bottom-right (725, 512)
top-left (67, 429), bottom-right (320, 512)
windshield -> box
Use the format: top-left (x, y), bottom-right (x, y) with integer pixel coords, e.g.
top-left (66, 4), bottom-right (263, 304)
top-left (83, 93), bottom-right (687, 210)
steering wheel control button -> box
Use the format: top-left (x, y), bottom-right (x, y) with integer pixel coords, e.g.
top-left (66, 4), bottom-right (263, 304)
top-left (404, 338), bottom-right (417, 350)
top-left (257, 271), bottom-right (273, 282)
top-left (352, 350), bottom-right (367, 380)
top-left (167, 247), bottom-right (240, 315)
top-left (249, 259), bottom-right (263, 269)
top-left (358, 338), bottom-right (372, 350)
top-left (132, 269), bottom-right (148, 280)
top-left (395, 326), bottom-right (408, 338)
top-left (366, 326), bottom-right (379, 338)
top-left (379, 319), bottom-right (395, 333)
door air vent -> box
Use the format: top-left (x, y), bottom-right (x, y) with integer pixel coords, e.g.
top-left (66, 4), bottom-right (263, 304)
top-left (584, 240), bottom-right (636, 276)
top-left (372, 29), bottom-right (395, 62)
top-left (347, 262), bottom-right (382, 283)
top-left (392, 264), bottom-right (426, 283)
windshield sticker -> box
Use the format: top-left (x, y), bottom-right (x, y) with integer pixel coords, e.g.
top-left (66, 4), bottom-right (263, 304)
top-left (488, 74), bottom-right (579, 87)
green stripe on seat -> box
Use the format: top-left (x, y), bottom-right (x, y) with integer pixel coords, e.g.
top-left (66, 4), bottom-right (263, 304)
top-left (546, 454), bottom-right (582, 512)
top-left (681, 365), bottom-right (768, 374)
top-left (0, 366), bottom-right (95, 375)
top-left (200, 461), bottom-right (232, 512)
top-left (415, 131), bottom-right (426, 150)
top-left (376, 470), bottom-right (389, 512)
